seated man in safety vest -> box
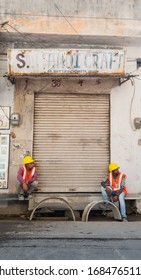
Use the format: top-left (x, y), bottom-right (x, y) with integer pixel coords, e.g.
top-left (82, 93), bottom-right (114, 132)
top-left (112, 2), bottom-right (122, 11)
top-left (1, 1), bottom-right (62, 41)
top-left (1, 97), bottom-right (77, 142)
top-left (17, 156), bottom-right (38, 199)
top-left (101, 162), bottom-right (128, 222)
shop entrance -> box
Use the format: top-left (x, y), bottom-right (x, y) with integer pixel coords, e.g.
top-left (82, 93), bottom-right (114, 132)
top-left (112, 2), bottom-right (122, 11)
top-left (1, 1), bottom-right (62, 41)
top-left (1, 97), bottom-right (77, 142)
top-left (33, 93), bottom-right (110, 193)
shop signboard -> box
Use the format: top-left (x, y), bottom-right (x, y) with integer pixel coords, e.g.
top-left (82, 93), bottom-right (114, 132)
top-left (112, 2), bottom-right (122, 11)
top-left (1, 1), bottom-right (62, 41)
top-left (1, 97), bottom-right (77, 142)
top-left (7, 49), bottom-right (126, 76)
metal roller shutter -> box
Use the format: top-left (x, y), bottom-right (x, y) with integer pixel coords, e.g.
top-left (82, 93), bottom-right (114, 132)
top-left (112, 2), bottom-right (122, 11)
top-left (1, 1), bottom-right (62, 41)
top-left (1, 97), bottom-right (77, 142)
top-left (33, 93), bottom-right (109, 192)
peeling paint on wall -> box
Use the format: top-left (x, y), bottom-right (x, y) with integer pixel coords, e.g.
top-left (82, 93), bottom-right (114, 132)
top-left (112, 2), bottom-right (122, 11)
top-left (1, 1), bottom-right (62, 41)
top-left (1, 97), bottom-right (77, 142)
top-left (11, 142), bottom-right (30, 165)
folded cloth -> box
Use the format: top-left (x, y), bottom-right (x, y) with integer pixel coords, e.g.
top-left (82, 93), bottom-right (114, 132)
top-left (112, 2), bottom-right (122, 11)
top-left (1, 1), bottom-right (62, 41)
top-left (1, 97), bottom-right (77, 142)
top-left (111, 191), bottom-right (118, 196)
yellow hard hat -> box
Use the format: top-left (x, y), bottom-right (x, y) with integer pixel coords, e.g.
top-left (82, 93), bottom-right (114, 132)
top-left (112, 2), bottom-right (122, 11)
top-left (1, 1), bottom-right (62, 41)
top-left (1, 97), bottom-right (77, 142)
top-left (109, 162), bottom-right (119, 172)
top-left (22, 156), bottom-right (35, 165)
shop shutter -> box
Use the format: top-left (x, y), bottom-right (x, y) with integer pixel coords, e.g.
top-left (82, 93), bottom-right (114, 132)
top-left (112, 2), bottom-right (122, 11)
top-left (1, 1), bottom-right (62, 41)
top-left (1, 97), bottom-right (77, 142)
top-left (33, 93), bottom-right (109, 192)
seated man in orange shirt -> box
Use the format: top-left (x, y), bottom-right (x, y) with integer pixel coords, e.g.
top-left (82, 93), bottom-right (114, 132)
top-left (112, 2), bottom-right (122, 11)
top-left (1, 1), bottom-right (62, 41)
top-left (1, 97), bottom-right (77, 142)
top-left (101, 162), bottom-right (128, 222)
top-left (17, 156), bottom-right (38, 199)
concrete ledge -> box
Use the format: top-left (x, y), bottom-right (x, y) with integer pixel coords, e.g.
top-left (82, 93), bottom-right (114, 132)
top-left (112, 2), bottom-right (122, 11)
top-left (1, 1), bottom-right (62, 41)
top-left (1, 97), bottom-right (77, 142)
top-left (0, 194), bottom-right (19, 201)
top-left (28, 192), bottom-right (104, 211)
top-left (125, 194), bottom-right (141, 200)
top-left (0, 192), bottom-right (141, 215)
top-left (28, 192), bottom-right (141, 210)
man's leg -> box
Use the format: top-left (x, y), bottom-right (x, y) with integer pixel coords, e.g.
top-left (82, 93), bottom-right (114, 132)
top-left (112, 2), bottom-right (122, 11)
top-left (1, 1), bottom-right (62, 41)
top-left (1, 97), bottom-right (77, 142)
top-left (16, 180), bottom-right (25, 200)
top-left (119, 192), bottom-right (127, 219)
top-left (16, 180), bottom-right (24, 195)
top-left (27, 181), bottom-right (38, 194)
top-left (101, 186), bottom-right (110, 203)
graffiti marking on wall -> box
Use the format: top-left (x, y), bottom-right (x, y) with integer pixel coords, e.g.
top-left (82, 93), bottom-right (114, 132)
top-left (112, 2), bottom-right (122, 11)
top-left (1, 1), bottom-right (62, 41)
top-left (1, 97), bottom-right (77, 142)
top-left (0, 107), bottom-right (10, 129)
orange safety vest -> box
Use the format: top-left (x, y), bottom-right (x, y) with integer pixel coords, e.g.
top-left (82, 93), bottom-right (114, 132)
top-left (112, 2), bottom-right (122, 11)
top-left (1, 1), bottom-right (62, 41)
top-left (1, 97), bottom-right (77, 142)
top-left (22, 166), bottom-right (36, 182)
top-left (108, 172), bottom-right (128, 195)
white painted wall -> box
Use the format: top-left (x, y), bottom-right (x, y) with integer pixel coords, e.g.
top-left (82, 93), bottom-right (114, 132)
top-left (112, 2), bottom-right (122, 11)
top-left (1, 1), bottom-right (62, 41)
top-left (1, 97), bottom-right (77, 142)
top-left (0, 56), bottom-right (14, 106)
top-left (0, 0), bottom-right (141, 38)
top-left (111, 47), bottom-right (141, 193)
top-left (0, 54), bottom-right (14, 193)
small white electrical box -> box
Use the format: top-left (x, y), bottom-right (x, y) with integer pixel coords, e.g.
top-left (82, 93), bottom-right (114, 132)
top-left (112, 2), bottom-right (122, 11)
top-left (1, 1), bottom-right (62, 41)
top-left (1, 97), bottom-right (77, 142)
top-left (10, 113), bottom-right (20, 126)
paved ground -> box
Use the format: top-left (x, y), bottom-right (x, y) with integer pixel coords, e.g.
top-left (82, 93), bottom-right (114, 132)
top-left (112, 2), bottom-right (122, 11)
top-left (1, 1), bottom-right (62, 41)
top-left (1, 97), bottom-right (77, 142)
top-left (0, 215), bottom-right (141, 259)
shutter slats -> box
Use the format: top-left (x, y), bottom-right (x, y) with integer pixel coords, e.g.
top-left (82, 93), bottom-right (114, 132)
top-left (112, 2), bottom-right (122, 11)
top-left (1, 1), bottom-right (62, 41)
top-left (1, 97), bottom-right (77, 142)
top-left (33, 93), bottom-right (109, 192)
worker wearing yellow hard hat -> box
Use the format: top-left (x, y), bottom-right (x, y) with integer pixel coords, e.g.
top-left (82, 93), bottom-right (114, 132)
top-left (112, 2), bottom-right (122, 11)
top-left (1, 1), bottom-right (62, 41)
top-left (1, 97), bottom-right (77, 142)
top-left (16, 155), bottom-right (38, 200)
top-left (22, 156), bottom-right (35, 165)
top-left (108, 162), bottom-right (120, 172)
top-left (101, 162), bottom-right (128, 222)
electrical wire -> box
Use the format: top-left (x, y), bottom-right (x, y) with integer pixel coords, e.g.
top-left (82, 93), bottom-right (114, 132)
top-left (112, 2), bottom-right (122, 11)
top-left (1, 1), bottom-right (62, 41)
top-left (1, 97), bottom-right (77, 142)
top-left (129, 77), bottom-right (136, 131)
top-left (53, 2), bottom-right (79, 35)
top-left (7, 23), bottom-right (22, 35)
top-left (0, 22), bottom-right (39, 45)
top-left (53, 1), bottom-right (93, 45)
top-left (1, 26), bottom-right (13, 40)
top-left (0, 12), bottom-right (141, 21)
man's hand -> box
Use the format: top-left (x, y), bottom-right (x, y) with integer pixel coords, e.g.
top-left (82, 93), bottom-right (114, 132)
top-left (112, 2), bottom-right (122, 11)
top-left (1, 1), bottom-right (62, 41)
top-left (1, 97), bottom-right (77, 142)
top-left (22, 183), bottom-right (28, 192)
top-left (101, 179), bottom-right (110, 188)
